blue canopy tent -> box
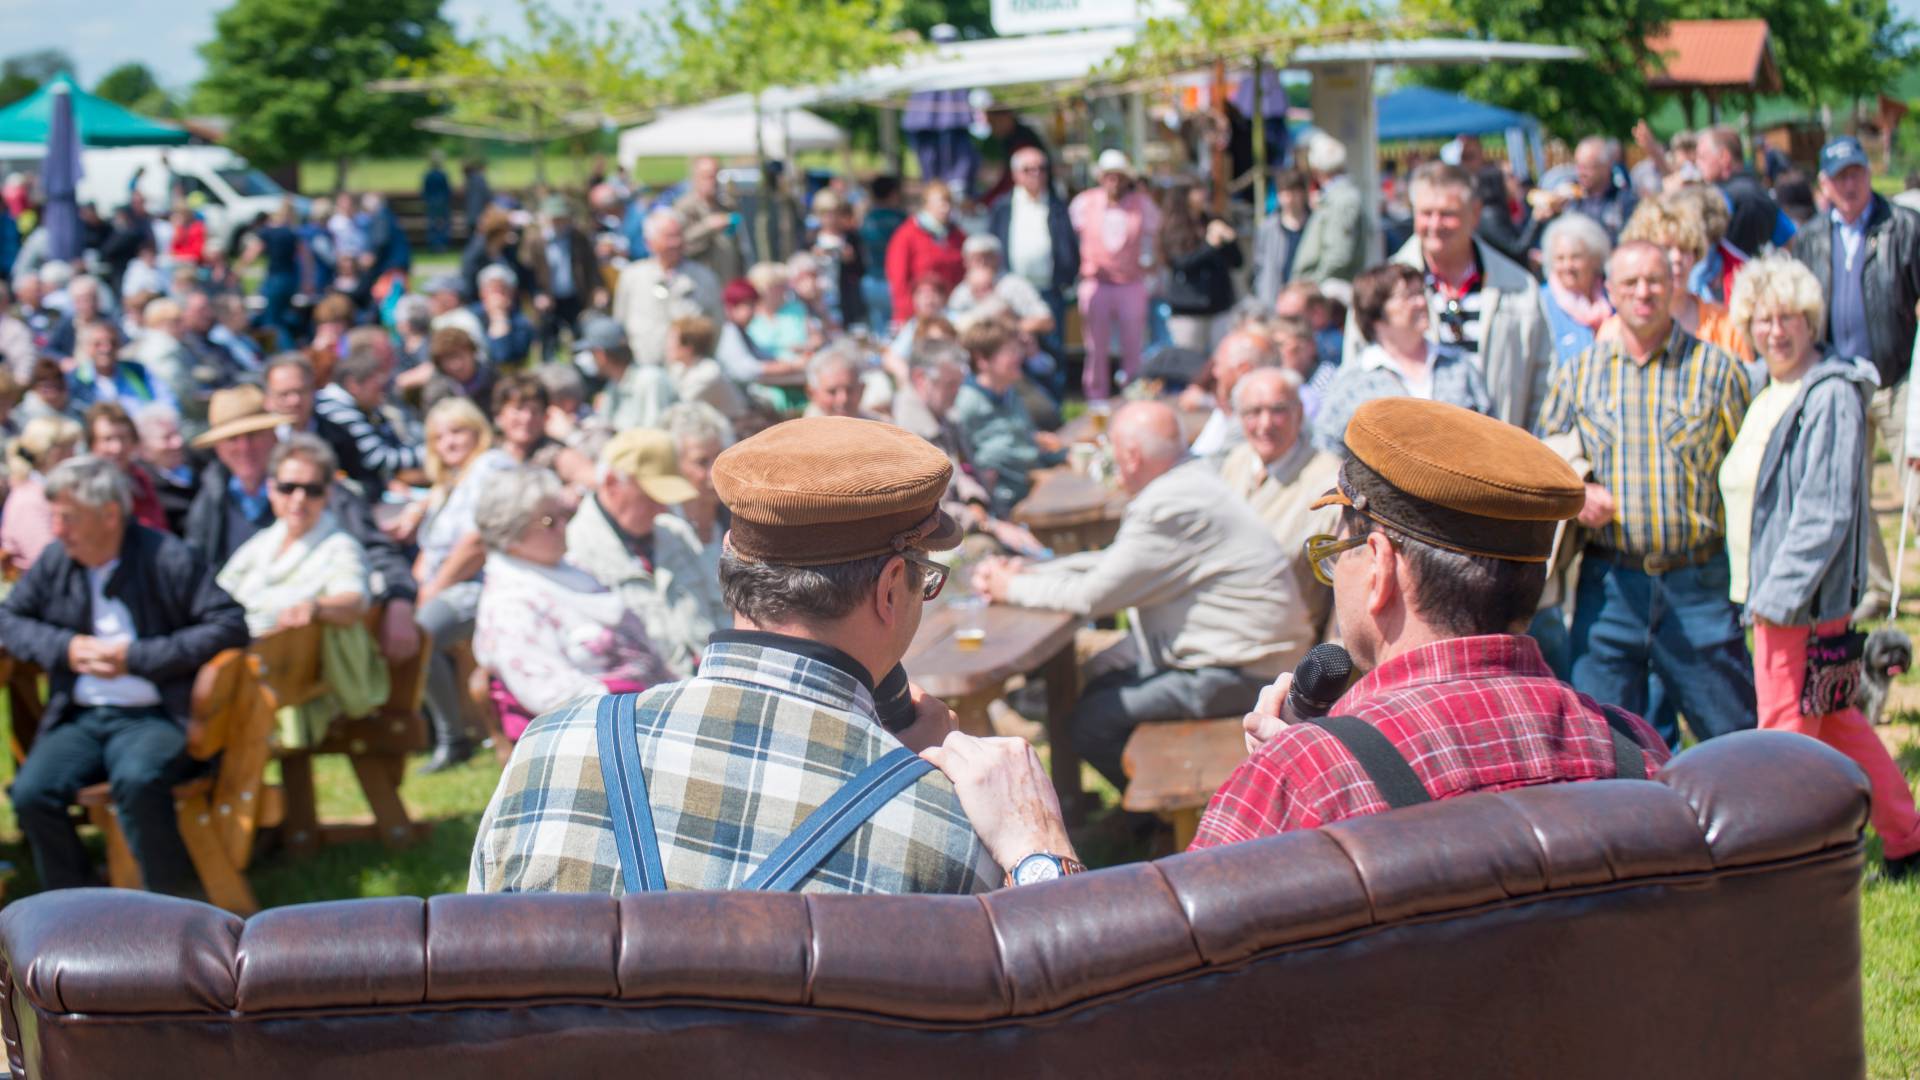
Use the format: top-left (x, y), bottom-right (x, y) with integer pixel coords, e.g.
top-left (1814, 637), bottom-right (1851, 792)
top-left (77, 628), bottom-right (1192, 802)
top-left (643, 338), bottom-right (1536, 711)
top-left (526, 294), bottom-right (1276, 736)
top-left (1374, 86), bottom-right (1544, 178)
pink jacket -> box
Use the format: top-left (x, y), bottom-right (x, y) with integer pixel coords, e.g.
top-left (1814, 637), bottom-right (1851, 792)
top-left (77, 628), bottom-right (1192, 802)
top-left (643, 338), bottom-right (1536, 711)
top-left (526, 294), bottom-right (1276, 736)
top-left (1069, 187), bottom-right (1161, 285)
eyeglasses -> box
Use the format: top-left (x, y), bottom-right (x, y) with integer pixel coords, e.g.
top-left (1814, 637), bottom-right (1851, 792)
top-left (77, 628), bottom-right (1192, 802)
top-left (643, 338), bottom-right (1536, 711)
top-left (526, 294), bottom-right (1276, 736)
top-left (899, 550), bottom-right (950, 602)
top-left (273, 481), bottom-right (327, 499)
top-left (1304, 533), bottom-right (1369, 586)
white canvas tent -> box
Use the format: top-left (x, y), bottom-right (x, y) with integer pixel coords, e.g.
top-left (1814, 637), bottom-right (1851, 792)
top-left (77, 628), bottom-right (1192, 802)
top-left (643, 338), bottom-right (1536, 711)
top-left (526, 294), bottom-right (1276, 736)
top-left (618, 105), bottom-right (847, 166)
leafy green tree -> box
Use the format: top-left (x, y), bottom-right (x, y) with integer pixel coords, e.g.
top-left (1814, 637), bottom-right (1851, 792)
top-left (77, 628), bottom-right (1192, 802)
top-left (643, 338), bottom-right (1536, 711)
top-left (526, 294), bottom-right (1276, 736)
top-left (0, 48), bottom-right (77, 107)
top-left (195, 0), bottom-right (448, 188)
top-left (895, 0), bottom-right (992, 38)
top-left (93, 62), bottom-right (178, 119)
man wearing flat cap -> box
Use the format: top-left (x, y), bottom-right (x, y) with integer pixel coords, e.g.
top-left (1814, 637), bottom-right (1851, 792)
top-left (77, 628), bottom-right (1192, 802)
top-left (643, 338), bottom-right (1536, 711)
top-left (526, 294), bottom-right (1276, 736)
top-left (924, 400), bottom-right (1669, 872)
top-left (472, 417), bottom-right (1002, 895)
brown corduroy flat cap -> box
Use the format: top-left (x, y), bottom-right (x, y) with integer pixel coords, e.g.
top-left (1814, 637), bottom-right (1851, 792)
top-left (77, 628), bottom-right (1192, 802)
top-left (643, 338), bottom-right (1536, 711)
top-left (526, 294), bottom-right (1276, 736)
top-left (1313, 398), bottom-right (1584, 562)
top-left (712, 416), bottom-right (963, 566)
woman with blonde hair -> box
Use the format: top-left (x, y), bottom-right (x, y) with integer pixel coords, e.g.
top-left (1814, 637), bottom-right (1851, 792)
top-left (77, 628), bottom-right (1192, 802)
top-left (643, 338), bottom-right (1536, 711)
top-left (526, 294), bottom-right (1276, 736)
top-left (1717, 254), bottom-right (1919, 880)
top-left (0, 414), bottom-right (84, 573)
top-left (1619, 194), bottom-right (1751, 364)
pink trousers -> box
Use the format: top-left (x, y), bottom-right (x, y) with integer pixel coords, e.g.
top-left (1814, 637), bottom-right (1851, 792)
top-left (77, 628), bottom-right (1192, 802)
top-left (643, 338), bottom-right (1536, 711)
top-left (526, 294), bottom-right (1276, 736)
top-left (1754, 617), bottom-right (1920, 859)
top-left (1079, 280), bottom-right (1148, 402)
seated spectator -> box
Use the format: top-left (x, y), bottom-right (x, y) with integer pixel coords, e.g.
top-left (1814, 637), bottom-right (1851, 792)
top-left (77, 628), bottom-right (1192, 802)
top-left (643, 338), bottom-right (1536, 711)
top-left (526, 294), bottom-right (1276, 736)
top-left (304, 293), bottom-right (355, 387)
top-left (421, 325), bottom-right (497, 413)
top-left (786, 253), bottom-right (838, 335)
top-left (663, 401), bottom-right (733, 582)
top-left (1620, 195), bottom-right (1753, 365)
top-left (473, 465), bottom-right (673, 731)
top-left (315, 329), bottom-right (424, 488)
top-left (949, 318), bottom-right (1066, 516)
top-left (745, 261), bottom-right (812, 361)
top-left (392, 294), bottom-right (436, 376)
top-left (564, 431), bottom-right (722, 679)
top-left (423, 272), bottom-right (487, 355)
top-left (1539, 212), bottom-right (1614, 366)
top-left (582, 316), bottom-right (676, 432)
top-left (944, 235), bottom-right (1054, 340)
top-left (17, 357), bottom-right (83, 426)
top-left (971, 400), bottom-right (1311, 789)
top-left (69, 320), bottom-right (176, 414)
top-left (0, 414), bottom-right (84, 573)
top-left (1188, 330), bottom-right (1277, 459)
top-left (471, 264), bottom-right (535, 368)
top-left (262, 354), bottom-right (371, 491)
top-left (216, 434), bottom-right (371, 638)
top-left (1, 455), bottom-right (248, 895)
top-left (884, 274), bottom-right (953, 384)
top-left (470, 417), bottom-right (1000, 895)
top-left (83, 402), bottom-right (169, 533)
top-left (209, 293), bottom-right (264, 373)
top-left (133, 298), bottom-right (206, 435)
top-left (133, 403), bottom-right (195, 534)
top-left (43, 274), bottom-right (106, 360)
top-left (0, 280), bottom-right (32, 381)
top-left (1274, 279), bottom-right (1345, 375)
top-left (1218, 367), bottom-right (1341, 631)
top-left (535, 361), bottom-right (611, 461)
top-left (1314, 263), bottom-right (1490, 457)
top-left (664, 314), bottom-right (749, 424)
top-left (802, 343), bottom-right (875, 419)
top-left (179, 291), bottom-right (245, 387)
top-left (1268, 315), bottom-right (1331, 414)
top-left (714, 278), bottom-right (794, 388)
top-left (892, 340), bottom-right (1041, 555)
top-left (0, 369), bottom-right (20, 448)
top-left (491, 374), bottom-right (595, 489)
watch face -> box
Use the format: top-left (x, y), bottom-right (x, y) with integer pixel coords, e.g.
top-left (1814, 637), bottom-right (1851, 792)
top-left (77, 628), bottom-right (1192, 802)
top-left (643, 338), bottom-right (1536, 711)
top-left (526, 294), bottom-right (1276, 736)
top-left (1014, 855), bottom-right (1063, 886)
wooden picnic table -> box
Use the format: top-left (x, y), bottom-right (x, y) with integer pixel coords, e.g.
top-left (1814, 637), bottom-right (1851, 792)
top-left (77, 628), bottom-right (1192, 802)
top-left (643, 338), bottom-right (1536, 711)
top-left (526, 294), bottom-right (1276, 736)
top-left (906, 597), bottom-right (1088, 813)
top-left (1012, 469), bottom-right (1128, 555)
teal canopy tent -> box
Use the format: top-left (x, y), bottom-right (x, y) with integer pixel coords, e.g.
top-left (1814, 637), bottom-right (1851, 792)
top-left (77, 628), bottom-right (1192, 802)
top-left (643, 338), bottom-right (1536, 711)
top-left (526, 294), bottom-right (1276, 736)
top-left (0, 73), bottom-right (190, 147)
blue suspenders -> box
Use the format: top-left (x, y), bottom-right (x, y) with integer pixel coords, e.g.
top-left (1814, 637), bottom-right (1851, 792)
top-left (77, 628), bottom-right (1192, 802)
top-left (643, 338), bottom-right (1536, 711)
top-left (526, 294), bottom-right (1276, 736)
top-left (594, 693), bottom-right (935, 894)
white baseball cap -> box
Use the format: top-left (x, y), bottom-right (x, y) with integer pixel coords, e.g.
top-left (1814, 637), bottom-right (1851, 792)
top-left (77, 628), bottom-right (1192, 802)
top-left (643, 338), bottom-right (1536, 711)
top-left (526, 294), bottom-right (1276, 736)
top-left (1096, 149), bottom-right (1134, 177)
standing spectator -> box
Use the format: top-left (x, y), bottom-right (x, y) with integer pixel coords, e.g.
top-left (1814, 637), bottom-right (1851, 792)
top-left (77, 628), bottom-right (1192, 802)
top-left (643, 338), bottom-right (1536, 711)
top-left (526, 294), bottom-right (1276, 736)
top-left (883, 181), bottom-right (967, 331)
top-left (239, 200), bottom-right (304, 348)
top-left (674, 156), bottom-right (746, 286)
top-left (422, 151), bottom-right (453, 252)
top-left (1, 456), bottom-right (248, 896)
top-left (460, 206), bottom-right (530, 303)
top-left (989, 146), bottom-right (1078, 358)
top-left (1719, 255), bottom-right (1920, 879)
top-left (1472, 165), bottom-right (1537, 268)
top-left (1539, 213), bottom-right (1613, 366)
top-left (1291, 133), bottom-right (1367, 284)
top-left (1671, 183), bottom-right (1745, 304)
top-left (1536, 240), bottom-right (1755, 745)
top-left (1534, 136), bottom-right (1638, 241)
top-left (1316, 263), bottom-right (1490, 457)
top-left (1353, 162), bottom-right (1551, 432)
top-left (1069, 150), bottom-right (1161, 403)
top-left (808, 189), bottom-right (867, 329)
top-left (1620, 197), bottom-right (1753, 365)
top-left (84, 403), bottom-right (170, 533)
top-left (1253, 167), bottom-right (1312, 308)
top-left (167, 205), bottom-right (206, 267)
top-left (462, 158), bottom-right (492, 238)
top-left (1, 415), bottom-right (84, 574)
top-left (858, 176), bottom-right (908, 330)
top-left (1695, 126), bottom-right (1793, 256)
top-left (521, 196), bottom-right (596, 359)
top-left (612, 211), bottom-right (722, 366)
top-left (1789, 137), bottom-right (1920, 623)
top-left (471, 265), bottom-right (536, 368)
top-left (1159, 181), bottom-right (1242, 352)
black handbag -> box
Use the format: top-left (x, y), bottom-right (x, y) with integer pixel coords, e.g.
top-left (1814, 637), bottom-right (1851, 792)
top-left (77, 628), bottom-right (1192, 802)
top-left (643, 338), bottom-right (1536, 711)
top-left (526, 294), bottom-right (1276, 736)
top-left (1801, 626), bottom-right (1867, 717)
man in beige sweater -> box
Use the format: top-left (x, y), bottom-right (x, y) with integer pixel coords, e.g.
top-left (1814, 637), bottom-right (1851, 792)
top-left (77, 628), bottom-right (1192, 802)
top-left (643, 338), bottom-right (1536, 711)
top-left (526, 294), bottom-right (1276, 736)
top-left (1218, 367), bottom-right (1341, 638)
top-left (972, 400), bottom-right (1313, 787)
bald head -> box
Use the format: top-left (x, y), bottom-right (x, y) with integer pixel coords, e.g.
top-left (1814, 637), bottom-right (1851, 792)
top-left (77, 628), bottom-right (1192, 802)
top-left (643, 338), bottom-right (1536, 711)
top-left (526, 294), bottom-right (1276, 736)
top-left (1210, 330), bottom-right (1274, 409)
top-left (1110, 400), bottom-right (1185, 494)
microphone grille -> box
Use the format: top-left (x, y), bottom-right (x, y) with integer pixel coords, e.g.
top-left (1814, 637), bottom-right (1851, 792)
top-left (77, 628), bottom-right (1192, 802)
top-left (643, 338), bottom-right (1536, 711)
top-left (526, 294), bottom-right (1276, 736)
top-left (1294, 643), bottom-right (1354, 707)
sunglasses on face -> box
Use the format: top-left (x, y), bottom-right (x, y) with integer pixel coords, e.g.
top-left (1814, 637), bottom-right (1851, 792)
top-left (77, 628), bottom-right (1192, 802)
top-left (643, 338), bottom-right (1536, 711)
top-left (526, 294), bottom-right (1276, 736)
top-left (899, 550), bottom-right (950, 602)
top-left (274, 481), bottom-right (327, 499)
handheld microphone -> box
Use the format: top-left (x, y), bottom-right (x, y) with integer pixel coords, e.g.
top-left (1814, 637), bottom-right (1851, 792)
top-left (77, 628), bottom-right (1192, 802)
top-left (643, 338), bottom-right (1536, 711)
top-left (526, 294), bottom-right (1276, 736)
top-left (1281, 643), bottom-right (1354, 726)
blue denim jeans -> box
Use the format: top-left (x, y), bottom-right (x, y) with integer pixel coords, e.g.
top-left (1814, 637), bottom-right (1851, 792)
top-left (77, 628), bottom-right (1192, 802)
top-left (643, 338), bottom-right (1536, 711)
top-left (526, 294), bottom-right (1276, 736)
top-left (1570, 554), bottom-right (1757, 741)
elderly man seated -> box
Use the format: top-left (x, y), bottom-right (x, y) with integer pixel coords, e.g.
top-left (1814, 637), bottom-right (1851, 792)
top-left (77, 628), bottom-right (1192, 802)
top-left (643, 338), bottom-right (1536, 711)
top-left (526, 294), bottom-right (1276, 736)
top-left (1219, 367), bottom-right (1341, 633)
top-left (566, 430), bottom-right (727, 679)
top-left (471, 418), bottom-right (1001, 895)
top-left (802, 343), bottom-right (875, 420)
top-left (1187, 329), bottom-right (1278, 459)
top-left (972, 400), bottom-right (1314, 789)
top-left (0, 456), bottom-right (249, 895)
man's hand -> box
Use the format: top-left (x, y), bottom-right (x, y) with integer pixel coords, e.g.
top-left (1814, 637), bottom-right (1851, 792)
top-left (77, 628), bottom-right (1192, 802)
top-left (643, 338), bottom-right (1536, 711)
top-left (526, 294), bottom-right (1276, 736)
top-left (986, 519), bottom-right (1047, 558)
top-left (920, 732), bottom-right (1076, 875)
top-left (380, 600), bottom-right (422, 662)
top-left (970, 556), bottom-right (1025, 602)
top-left (66, 634), bottom-right (98, 673)
top-left (893, 682), bottom-right (958, 754)
top-left (276, 602), bottom-right (316, 630)
top-left (83, 639), bottom-right (130, 678)
top-left (1175, 383), bottom-right (1210, 413)
top-left (1244, 672), bottom-right (1292, 755)
top-left (1577, 482), bottom-right (1616, 529)
top-left (1035, 431), bottom-right (1064, 454)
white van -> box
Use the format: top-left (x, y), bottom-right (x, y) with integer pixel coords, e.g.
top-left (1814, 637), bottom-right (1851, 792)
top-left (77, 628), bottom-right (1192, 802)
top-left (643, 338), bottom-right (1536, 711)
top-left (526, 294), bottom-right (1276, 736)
top-left (76, 145), bottom-right (300, 251)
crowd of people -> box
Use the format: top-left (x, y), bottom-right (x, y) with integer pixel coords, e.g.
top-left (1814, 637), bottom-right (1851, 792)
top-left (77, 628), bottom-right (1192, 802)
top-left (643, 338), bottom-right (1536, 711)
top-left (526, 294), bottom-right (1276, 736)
top-left (0, 112), bottom-right (1917, 902)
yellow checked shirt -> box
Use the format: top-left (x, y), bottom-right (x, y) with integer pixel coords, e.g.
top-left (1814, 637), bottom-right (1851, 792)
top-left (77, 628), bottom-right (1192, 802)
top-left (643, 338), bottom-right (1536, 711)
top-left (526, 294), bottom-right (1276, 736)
top-left (1535, 324), bottom-right (1753, 556)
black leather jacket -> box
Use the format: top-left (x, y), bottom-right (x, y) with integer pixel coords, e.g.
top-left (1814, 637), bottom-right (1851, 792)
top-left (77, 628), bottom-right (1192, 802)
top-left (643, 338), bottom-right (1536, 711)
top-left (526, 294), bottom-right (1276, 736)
top-left (1790, 194), bottom-right (1920, 389)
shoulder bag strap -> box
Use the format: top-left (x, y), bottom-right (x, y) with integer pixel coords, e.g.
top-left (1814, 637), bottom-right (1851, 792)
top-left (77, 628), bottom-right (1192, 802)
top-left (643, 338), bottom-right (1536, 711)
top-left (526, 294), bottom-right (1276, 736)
top-left (1301, 715), bottom-right (1432, 809)
top-left (1596, 711), bottom-right (1649, 781)
top-left (595, 692), bottom-right (667, 893)
top-left (742, 747), bottom-right (934, 892)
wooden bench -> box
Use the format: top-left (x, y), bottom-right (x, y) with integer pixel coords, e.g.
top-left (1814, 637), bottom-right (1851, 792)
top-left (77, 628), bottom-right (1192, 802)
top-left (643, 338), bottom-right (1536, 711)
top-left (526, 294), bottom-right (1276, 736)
top-left (1121, 717), bottom-right (1248, 849)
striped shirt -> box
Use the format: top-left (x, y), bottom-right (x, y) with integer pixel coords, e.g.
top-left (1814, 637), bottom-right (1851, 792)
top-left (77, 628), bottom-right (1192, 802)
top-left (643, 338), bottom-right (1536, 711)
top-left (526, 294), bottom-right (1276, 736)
top-left (1535, 323), bottom-right (1752, 555)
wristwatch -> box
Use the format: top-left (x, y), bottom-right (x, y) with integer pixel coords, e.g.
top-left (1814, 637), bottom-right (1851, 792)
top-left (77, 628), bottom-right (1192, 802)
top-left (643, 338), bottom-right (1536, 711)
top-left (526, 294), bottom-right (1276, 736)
top-left (1005, 852), bottom-right (1088, 887)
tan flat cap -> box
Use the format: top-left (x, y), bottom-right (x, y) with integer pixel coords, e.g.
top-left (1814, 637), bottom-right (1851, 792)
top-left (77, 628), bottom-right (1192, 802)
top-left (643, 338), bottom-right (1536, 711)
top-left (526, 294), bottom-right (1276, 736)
top-left (713, 416), bottom-right (962, 566)
top-left (1314, 398), bottom-right (1584, 562)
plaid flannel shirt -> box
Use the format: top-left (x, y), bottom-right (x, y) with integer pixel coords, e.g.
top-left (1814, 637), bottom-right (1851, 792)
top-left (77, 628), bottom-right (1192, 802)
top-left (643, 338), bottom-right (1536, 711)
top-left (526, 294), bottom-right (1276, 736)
top-left (1534, 322), bottom-right (1752, 555)
top-left (1190, 635), bottom-right (1669, 846)
top-left (469, 632), bottom-right (998, 896)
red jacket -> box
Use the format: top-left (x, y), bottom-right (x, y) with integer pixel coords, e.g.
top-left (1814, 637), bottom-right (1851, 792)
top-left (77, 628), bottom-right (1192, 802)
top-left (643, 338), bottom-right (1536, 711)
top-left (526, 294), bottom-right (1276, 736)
top-left (883, 216), bottom-right (966, 328)
top-left (169, 217), bottom-right (207, 266)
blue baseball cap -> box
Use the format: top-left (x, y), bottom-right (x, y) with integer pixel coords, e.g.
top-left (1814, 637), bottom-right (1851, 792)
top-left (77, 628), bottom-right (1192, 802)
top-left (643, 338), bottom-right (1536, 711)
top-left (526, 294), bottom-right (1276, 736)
top-left (1820, 136), bottom-right (1870, 177)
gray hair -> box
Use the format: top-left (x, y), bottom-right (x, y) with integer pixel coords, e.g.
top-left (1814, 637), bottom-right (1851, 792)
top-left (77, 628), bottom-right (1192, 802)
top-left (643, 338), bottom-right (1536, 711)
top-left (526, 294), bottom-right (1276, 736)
top-left (68, 274), bottom-right (99, 297)
top-left (642, 208), bottom-right (681, 242)
top-left (1305, 132), bottom-right (1347, 175)
top-left (663, 400), bottom-right (735, 449)
top-left (1229, 365), bottom-right (1304, 412)
top-left (535, 362), bottom-right (587, 407)
top-left (909, 339), bottom-right (969, 378)
top-left (39, 261), bottom-right (72, 290)
top-left (132, 402), bottom-right (181, 439)
top-left (806, 341), bottom-right (865, 387)
top-left (720, 548), bottom-right (922, 625)
top-left (477, 264), bottom-right (517, 292)
top-left (44, 454), bottom-right (132, 516)
top-left (335, 342), bottom-right (387, 386)
top-left (785, 252), bottom-right (821, 277)
top-left (270, 432), bottom-right (338, 481)
top-left (1541, 212), bottom-right (1612, 266)
top-left (393, 293), bottom-right (433, 334)
top-left (474, 465), bottom-right (563, 552)
top-left (962, 234), bottom-right (1003, 259)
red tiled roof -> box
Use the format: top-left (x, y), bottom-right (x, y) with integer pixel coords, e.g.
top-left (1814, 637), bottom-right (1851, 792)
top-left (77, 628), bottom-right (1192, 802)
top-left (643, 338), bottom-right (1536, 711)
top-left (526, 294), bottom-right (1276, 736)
top-left (1645, 19), bottom-right (1782, 92)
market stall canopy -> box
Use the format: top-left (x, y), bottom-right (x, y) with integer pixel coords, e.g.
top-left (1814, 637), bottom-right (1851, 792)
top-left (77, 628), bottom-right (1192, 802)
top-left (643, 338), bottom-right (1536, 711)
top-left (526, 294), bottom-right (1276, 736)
top-left (618, 105), bottom-right (847, 166)
top-left (0, 73), bottom-right (190, 147)
top-left (1375, 86), bottom-right (1537, 142)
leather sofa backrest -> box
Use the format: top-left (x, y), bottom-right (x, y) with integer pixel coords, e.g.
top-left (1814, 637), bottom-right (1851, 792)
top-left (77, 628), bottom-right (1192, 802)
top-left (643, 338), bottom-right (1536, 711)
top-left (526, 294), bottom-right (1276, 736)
top-left (0, 731), bottom-right (1872, 1079)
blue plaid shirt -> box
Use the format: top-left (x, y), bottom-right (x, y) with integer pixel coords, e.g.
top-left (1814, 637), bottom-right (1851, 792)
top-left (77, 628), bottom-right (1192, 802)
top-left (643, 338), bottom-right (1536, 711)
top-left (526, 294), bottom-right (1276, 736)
top-left (469, 631), bottom-right (998, 896)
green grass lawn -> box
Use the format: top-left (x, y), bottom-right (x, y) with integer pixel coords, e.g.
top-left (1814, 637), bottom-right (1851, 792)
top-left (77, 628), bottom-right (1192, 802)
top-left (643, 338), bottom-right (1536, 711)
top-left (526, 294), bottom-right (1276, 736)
top-left (299, 148), bottom-right (894, 197)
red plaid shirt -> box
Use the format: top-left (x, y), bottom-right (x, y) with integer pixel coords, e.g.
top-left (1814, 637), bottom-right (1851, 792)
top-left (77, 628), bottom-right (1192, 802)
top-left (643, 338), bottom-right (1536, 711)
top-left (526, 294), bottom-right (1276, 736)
top-left (1190, 635), bottom-right (1669, 848)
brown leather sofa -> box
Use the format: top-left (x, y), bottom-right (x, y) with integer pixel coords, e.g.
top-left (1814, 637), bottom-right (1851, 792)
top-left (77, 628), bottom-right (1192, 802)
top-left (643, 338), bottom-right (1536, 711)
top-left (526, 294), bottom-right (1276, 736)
top-left (0, 731), bottom-right (1872, 1079)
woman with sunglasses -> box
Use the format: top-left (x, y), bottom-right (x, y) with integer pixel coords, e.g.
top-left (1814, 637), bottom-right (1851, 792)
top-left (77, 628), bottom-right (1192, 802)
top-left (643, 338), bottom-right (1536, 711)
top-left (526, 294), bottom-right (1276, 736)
top-left (215, 434), bottom-right (370, 638)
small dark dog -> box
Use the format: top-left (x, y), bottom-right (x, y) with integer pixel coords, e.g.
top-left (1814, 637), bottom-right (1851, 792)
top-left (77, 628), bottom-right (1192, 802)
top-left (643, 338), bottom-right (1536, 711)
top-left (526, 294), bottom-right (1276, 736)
top-left (1857, 626), bottom-right (1913, 726)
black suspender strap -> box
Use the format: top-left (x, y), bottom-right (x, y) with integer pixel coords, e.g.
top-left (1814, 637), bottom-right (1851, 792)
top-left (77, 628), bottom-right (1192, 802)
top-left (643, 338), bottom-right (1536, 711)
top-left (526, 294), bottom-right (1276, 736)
top-left (1302, 715), bottom-right (1432, 809)
top-left (1597, 712), bottom-right (1649, 781)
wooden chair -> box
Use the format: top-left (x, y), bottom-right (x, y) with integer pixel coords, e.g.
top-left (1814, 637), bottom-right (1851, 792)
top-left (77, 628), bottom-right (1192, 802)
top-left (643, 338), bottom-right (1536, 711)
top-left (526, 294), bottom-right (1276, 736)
top-left (1120, 718), bottom-right (1248, 850)
top-left (0, 649), bottom-right (46, 763)
top-left (76, 647), bottom-right (283, 914)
